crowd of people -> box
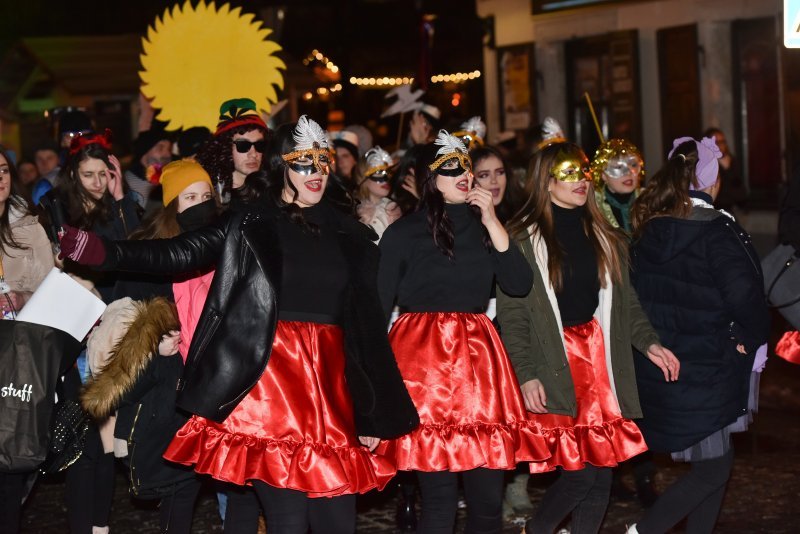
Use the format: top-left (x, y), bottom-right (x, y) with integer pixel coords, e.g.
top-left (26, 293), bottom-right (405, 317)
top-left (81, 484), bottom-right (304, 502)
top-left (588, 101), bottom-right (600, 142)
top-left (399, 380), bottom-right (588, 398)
top-left (0, 95), bottom-right (790, 534)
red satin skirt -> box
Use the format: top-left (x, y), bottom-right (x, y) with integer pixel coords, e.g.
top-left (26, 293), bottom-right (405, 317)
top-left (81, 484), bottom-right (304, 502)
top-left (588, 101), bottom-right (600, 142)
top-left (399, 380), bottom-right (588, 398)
top-left (776, 331), bottom-right (800, 365)
top-left (529, 318), bottom-right (647, 473)
top-left (163, 321), bottom-right (396, 497)
top-left (377, 312), bottom-right (549, 472)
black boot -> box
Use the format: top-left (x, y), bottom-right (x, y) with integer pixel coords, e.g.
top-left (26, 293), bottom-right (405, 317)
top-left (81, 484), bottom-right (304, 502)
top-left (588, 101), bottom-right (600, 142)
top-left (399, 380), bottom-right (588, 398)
top-left (633, 456), bottom-right (659, 508)
top-left (635, 474), bottom-right (659, 508)
top-left (396, 482), bottom-right (417, 531)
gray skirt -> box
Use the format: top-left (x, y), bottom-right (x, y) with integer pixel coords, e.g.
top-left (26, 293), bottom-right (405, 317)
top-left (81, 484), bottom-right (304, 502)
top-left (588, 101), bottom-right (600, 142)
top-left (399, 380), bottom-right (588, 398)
top-left (671, 372), bottom-right (759, 462)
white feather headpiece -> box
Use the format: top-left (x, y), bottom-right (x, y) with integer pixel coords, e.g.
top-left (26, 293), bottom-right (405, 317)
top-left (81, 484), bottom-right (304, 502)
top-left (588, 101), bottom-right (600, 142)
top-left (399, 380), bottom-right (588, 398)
top-left (459, 116), bottom-right (486, 140)
top-left (542, 117), bottom-right (565, 142)
top-left (433, 129), bottom-right (467, 158)
top-left (429, 129), bottom-right (471, 172)
top-left (292, 115), bottom-right (329, 151)
top-left (365, 146), bottom-right (393, 172)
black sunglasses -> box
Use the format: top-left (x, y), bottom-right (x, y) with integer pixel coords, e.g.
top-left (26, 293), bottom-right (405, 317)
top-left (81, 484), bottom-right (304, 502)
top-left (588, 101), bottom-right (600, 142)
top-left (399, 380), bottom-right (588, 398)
top-left (233, 140), bottom-right (267, 154)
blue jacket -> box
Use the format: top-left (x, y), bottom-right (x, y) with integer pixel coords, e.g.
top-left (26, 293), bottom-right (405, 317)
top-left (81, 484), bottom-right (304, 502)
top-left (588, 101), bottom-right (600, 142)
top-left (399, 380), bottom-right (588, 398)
top-left (630, 201), bottom-right (769, 452)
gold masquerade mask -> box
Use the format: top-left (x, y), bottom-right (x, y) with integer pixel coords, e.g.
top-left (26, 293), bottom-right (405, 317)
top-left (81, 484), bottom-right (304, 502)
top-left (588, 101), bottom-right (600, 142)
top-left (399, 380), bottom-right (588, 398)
top-left (549, 150), bottom-right (591, 183)
top-left (281, 144), bottom-right (330, 176)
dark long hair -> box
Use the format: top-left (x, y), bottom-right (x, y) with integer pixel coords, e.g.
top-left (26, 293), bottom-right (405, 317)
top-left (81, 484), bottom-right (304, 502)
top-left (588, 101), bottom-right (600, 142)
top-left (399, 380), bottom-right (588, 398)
top-left (235, 122), bottom-right (319, 235)
top-left (631, 140), bottom-right (698, 240)
top-left (390, 144), bottom-right (424, 214)
top-left (57, 143), bottom-right (115, 230)
top-left (469, 144), bottom-right (525, 225)
top-left (196, 124), bottom-right (269, 186)
top-left (416, 143), bottom-right (489, 259)
top-left (508, 142), bottom-right (627, 291)
top-left (0, 146), bottom-right (33, 253)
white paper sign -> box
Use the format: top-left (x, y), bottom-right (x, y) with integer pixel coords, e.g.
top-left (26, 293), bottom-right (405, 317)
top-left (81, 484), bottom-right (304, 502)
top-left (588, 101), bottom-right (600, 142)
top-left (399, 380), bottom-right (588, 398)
top-left (16, 268), bottom-right (106, 341)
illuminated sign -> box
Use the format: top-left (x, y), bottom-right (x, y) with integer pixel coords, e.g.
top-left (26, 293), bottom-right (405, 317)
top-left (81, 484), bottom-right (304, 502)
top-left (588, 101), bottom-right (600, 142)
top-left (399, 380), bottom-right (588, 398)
top-left (532, 0), bottom-right (647, 15)
top-left (785, 0), bottom-right (800, 48)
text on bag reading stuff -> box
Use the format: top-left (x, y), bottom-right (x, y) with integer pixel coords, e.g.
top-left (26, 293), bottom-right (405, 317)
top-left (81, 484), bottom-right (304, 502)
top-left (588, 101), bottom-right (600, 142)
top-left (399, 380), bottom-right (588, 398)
top-left (1, 383), bottom-right (34, 403)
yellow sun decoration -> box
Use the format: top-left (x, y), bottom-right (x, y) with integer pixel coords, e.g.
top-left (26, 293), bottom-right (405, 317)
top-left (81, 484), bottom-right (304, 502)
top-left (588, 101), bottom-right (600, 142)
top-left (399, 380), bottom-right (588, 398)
top-left (140, 0), bottom-right (286, 131)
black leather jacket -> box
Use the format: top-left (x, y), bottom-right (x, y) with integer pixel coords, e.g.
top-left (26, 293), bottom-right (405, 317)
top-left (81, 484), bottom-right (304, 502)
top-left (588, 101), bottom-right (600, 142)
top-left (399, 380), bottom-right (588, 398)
top-left (102, 200), bottom-right (419, 439)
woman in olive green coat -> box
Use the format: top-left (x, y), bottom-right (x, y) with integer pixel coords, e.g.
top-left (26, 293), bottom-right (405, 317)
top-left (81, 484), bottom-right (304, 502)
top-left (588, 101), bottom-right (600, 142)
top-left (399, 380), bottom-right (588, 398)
top-left (496, 142), bottom-right (679, 534)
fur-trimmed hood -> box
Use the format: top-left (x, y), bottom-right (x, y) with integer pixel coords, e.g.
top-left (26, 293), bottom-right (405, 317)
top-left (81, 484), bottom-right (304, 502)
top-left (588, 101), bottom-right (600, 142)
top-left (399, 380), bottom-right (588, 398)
top-left (81, 297), bottom-right (179, 419)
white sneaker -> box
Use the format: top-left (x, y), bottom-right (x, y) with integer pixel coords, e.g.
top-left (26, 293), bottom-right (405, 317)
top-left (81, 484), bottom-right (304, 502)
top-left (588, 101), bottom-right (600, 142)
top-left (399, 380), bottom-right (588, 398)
top-left (624, 524), bottom-right (639, 534)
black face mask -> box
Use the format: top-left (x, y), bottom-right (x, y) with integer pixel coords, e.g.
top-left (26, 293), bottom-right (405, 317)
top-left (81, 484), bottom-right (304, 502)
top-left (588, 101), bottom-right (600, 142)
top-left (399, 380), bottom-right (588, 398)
top-left (176, 199), bottom-right (217, 232)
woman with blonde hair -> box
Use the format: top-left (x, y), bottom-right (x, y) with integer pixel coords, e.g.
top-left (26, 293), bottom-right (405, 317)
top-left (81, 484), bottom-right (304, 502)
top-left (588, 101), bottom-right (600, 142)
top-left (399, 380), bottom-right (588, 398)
top-left (497, 142), bottom-right (679, 533)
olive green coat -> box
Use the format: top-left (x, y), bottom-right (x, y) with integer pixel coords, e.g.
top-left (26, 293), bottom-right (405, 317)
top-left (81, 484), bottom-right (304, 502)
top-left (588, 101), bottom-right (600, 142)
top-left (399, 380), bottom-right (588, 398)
top-left (496, 230), bottom-right (659, 419)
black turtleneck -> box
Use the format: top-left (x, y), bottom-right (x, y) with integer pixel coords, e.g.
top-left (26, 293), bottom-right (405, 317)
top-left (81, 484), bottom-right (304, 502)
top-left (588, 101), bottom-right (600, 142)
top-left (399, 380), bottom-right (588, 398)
top-left (275, 204), bottom-right (348, 322)
top-left (551, 203), bottom-right (599, 326)
top-left (377, 203), bottom-right (533, 321)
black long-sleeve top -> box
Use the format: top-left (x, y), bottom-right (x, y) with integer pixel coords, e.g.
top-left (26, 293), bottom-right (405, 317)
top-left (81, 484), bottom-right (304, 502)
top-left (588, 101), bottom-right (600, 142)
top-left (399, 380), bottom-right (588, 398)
top-left (552, 203), bottom-right (599, 326)
top-left (275, 204), bottom-right (348, 322)
top-left (377, 203), bottom-right (533, 321)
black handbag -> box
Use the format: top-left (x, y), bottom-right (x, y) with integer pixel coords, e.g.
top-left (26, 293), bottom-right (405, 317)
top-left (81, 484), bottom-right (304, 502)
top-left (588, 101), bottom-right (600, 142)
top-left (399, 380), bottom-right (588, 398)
top-left (0, 321), bottom-right (81, 473)
top-left (762, 243), bottom-right (800, 330)
top-left (38, 399), bottom-right (90, 474)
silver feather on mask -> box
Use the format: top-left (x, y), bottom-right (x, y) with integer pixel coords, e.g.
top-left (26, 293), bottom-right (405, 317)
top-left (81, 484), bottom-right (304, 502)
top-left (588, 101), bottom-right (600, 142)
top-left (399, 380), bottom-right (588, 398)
top-left (433, 129), bottom-right (468, 158)
top-left (292, 115), bottom-right (329, 151)
top-left (460, 116), bottom-right (486, 140)
top-left (365, 146), bottom-right (393, 169)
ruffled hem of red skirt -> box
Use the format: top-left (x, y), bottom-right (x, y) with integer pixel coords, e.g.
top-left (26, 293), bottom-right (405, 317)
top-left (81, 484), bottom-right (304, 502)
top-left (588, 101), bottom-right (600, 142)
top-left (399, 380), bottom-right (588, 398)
top-left (528, 417), bottom-right (648, 473)
top-left (776, 331), bottom-right (800, 365)
top-left (163, 418), bottom-right (397, 497)
top-left (379, 419), bottom-right (550, 472)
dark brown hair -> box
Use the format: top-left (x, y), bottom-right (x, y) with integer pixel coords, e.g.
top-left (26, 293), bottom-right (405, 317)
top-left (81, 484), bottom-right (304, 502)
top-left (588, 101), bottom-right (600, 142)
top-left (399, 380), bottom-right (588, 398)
top-left (416, 143), bottom-right (489, 259)
top-left (0, 146), bottom-right (33, 252)
top-left (57, 143), bottom-right (115, 230)
top-left (631, 140), bottom-right (699, 239)
top-left (196, 124), bottom-right (268, 188)
top-left (469, 144), bottom-right (525, 225)
top-left (235, 122), bottom-right (319, 235)
top-left (508, 142), bottom-right (627, 291)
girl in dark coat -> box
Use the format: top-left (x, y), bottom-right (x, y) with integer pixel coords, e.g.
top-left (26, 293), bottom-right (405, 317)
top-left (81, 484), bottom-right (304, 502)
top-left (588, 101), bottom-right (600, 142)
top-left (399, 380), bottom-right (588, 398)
top-left (58, 116), bottom-right (419, 533)
top-left (627, 136), bottom-right (769, 534)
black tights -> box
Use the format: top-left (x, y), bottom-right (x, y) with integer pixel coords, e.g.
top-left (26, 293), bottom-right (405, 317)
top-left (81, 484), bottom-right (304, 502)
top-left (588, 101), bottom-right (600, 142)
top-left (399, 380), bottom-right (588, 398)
top-left (416, 468), bottom-right (505, 534)
top-left (223, 481), bottom-right (356, 534)
top-left (0, 471), bottom-right (30, 534)
top-left (637, 448), bottom-right (734, 534)
top-left (65, 425), bottom-right (115, 533)
top-left (158, 478), bottom-right (202, 534)
top-left (528, 465), bottom-right (612, 534)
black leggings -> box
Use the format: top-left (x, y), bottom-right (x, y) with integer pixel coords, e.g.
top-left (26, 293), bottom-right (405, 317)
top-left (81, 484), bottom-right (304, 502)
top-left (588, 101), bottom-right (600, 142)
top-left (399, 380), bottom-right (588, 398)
top-left (158, 478), bottom-right (202, 534)
top-left (528, 464), bottom-right (612, 534)
top-left (0, 471), bottom-right (30, 534)
top-left (637, 448), bottom-right (734, 534)
top-left (416, 468), bottom-right (505, 534)
top-left (223, 481), bottom-right (355, 534)
top-left (65, 425), bottom-right (115, 533)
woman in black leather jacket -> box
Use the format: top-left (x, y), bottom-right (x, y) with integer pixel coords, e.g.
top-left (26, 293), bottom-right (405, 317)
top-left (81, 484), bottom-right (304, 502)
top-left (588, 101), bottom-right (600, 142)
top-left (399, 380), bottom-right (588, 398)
top-left (59, 116), bottom-right (419, 533)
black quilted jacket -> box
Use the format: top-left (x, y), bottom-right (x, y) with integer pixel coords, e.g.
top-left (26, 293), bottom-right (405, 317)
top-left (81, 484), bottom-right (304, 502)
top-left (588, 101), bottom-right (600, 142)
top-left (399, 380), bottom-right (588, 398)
top-left (631, 203), bottom-right (769, 452)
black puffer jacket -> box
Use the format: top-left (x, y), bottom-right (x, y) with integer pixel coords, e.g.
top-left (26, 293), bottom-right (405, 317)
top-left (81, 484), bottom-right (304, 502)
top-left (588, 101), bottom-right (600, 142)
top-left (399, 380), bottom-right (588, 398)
top-left (101, 199), bottom-right (419, 439)
top-left (631, 202), bottom-right (769, 452)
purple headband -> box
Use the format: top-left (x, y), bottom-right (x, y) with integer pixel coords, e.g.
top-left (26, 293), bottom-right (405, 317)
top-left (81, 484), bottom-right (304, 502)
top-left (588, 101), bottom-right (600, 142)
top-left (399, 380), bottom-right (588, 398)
top-left (668, 136), bottom-right (722, 190)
